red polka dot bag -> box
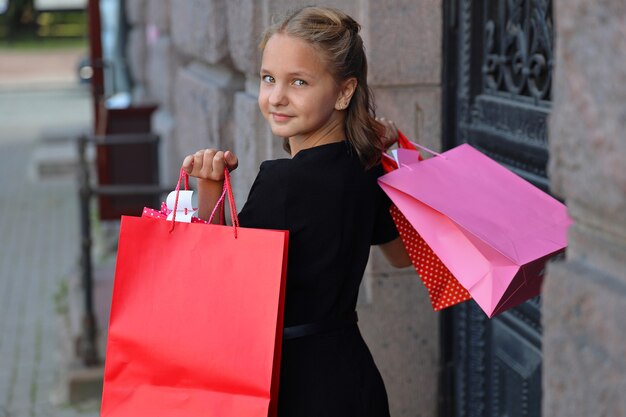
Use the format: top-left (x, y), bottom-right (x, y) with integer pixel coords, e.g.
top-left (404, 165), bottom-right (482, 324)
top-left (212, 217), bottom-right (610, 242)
top-left (381, 132), bottom-right (471, 311)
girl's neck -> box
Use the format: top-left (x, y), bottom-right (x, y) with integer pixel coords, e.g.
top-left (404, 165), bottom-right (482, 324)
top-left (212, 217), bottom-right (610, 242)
top-left (288, 114), bottom-right (346, 157)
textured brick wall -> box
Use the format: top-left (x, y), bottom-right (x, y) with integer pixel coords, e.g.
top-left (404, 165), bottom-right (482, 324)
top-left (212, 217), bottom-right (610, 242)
top-left (544, 0), bottom-right (626, 415)
top-left (125, 1), bottom-right (441, 415)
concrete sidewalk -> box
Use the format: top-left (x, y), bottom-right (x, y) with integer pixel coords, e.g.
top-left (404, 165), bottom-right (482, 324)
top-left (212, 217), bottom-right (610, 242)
top-left (0, 49), bottom-right (84, 89)
top-left (0, 49), bottom-right (100, 417)
top-left (0, 141), bottom-right (99, 417)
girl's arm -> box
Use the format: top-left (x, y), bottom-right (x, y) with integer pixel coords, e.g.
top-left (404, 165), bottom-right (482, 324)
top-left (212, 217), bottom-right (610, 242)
top-left (375, 118), bottom-right (409, 267)
top-left (181, 149), bottom-right (239, 223)
top-left (379, 236), bottom-right (413, 268)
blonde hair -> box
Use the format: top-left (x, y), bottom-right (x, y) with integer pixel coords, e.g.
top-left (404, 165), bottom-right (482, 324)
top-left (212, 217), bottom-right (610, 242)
top-left (260, 6), bottom-right (385, 169)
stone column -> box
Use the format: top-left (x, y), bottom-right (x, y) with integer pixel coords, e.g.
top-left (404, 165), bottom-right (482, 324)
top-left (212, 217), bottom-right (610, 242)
top-left (358, 1), bottom-right (442, 416)
top-left (143, 0), bottom-right (185, 184)
top-left (366, 0), bottom-right (443, 151)
top-left (168, 0), bottom-right (244, 184)
top-left (544, 0), bottom-right (626, 416)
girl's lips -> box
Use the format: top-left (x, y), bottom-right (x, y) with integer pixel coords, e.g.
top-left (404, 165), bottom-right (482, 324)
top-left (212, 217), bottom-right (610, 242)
top-left (271, 112), bottom-right (293, 122)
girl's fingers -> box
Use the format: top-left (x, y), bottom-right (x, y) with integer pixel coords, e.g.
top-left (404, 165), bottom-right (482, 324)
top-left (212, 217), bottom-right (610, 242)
top-left (186, 149), bottom-right (216, 178)
top-left (200, 149), bottom-right (217, 177)
top-left (183, 149), bottom-right (237, 180)
top-left (211, 151), bottom-right (226, 179)
top-left (193, 150), bottom-right (206, 176)
top-left (182, 155), bottom-right (194, 174)
top-left (224, 151), bottom-right (239, 171)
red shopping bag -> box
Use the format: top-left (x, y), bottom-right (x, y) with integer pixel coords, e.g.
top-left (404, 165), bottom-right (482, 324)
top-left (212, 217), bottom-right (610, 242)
top-left (383, 132), bottom-right (471, 311)
top-left (101, 169), bottom-right (289, 417)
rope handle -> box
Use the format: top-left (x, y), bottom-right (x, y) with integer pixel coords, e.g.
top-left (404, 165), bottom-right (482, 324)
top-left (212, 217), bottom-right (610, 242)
top-left (169, 168), bottom-right (188, 231)
top-left (207, 168), bottom-right (239, 237)
top-left (169, 167), bottom-right (239, 237)
top-left (397, 130), bottom-right (417, 151)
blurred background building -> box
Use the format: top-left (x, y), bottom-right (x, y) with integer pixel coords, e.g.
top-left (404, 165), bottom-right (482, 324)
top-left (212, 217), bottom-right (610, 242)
top-left (0, 0), bottom-right (624, 416)
top-left (0, 1), bottom-right (96, 416)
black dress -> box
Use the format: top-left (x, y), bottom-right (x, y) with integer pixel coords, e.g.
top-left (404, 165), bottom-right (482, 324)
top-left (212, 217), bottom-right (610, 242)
top-left (238, 140), bottom-right (398, 417)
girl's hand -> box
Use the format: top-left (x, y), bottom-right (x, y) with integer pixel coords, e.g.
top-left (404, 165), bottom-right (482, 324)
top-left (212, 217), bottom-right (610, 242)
top-left (181, 149), bottom-right (239, 222)
top-left (376, 117), bottom-right (399, 150)
top-left (182, 149), bottom-right (239, 182)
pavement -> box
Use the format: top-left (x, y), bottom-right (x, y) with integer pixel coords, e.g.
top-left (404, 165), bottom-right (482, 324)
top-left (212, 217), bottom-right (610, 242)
top-left (0, 48), bottom-right (100, 417)
top-left (0, 49), bottom-right (84, 89)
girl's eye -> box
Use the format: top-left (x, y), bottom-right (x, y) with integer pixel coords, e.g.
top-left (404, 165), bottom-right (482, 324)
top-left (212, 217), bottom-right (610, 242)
top-left (293, 79), bottom-right (307, 86)
top-left (262, 75), bottom-right (274, 83)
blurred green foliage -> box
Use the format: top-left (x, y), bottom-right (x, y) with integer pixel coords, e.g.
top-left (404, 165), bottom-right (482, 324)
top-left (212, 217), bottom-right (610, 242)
top-left (0, 0), bottom-right (87, 47)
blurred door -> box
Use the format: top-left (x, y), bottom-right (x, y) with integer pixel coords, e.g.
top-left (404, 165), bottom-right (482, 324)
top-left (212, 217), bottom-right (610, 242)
top-left (88, 0), bottom-right (158, 220)
top-left (441, 1), bottom-right (554, 416)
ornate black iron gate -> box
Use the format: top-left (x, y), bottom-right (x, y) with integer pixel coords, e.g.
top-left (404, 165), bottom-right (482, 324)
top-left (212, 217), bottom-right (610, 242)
top-left (440, 1), bottom-right (554, 416)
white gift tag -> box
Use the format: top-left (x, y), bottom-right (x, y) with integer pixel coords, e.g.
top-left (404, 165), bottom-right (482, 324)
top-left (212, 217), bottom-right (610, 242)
top-left (390, 149), bottom-right (400, 165)
top-left (166, 190), bottom-right (198, 223)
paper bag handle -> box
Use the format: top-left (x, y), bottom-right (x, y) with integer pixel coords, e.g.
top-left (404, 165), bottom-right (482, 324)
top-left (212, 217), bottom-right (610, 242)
top-left (396, 130), bottom-right (417, 151)
top-left (170, 168), bottom-right (239, 238)
top-left (170, 168), bottom-right (187, 230)
top-left (207, 168), bottom-right (239, 237)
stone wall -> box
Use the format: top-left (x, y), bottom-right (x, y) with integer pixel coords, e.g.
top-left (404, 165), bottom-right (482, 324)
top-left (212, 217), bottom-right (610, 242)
top-left (544, 0), bottom-right (626, 415)
top-left (124, 0), bottom-right (441, 415)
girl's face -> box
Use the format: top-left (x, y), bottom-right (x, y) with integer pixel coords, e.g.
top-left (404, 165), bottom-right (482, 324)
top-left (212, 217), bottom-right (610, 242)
top-left (259, 34), bottom-right (349, 145)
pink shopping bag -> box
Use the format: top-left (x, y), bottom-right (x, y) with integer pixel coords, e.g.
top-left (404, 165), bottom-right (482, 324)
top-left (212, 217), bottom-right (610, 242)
top-left (378, 144), bottom-right (572, 317)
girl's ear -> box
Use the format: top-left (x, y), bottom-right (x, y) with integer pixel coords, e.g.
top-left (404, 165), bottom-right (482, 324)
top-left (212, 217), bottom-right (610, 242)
top-left (335, 77), bottom-right (358, 111)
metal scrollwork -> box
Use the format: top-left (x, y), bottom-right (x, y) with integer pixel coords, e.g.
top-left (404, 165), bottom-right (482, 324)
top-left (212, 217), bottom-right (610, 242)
top-left (447, 1), bottom-right (552, 415)
top-left (483, 0), bottom-right (553, 103)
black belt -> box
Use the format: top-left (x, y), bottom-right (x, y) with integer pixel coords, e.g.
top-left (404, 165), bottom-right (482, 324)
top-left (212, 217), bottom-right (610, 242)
top-left (283, 311), bottom-right (358, 340)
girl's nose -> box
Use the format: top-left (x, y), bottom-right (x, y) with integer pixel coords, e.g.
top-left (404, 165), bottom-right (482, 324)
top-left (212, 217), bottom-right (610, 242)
top-left (268, 84), bottom-right (288, 106)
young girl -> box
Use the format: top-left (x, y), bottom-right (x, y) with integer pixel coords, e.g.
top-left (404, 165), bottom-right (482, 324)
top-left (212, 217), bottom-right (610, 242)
top-left (182, 6), bottom-right (411, 416)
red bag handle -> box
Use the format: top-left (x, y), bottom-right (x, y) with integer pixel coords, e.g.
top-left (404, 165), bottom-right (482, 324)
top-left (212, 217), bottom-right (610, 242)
top-left (207, 168), bottom-right (239, 237)
top-left (170, 167), bottom-right (187, 231)
top-left (397, 130), bottom-right (417, 151)
top-left (381, 153), bottom-right (398, 173)
top-left (170, 168), bottom-right (239, 238)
